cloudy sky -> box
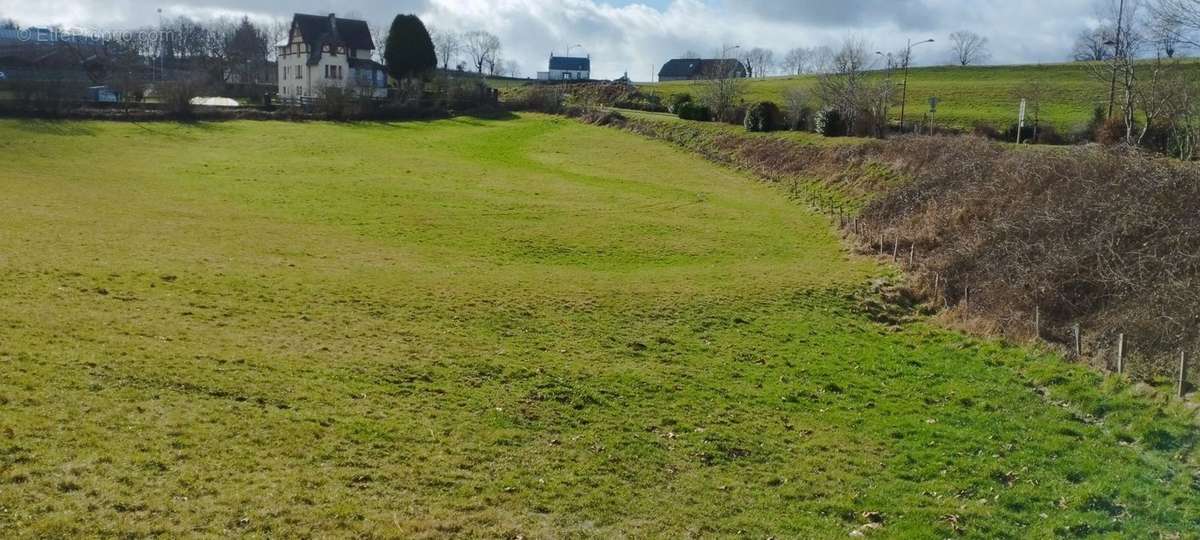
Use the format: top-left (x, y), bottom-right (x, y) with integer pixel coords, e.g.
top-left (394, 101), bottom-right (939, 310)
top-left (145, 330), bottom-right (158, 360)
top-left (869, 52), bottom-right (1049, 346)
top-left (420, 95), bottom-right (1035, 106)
top-left (0, 0), bottom-right (1108, 80)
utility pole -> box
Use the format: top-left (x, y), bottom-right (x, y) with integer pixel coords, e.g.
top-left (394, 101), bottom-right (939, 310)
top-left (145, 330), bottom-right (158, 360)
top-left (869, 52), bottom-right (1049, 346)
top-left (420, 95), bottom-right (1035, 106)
top-left (899, 38), bottom-right (934, 132)
top-left (1107, 0), bottom-right (1126, 118)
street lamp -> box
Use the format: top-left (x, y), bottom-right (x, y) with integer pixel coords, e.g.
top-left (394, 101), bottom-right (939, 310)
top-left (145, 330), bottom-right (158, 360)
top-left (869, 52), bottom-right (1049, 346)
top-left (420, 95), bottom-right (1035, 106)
top-left (899, 38), bottom-right (934, 132)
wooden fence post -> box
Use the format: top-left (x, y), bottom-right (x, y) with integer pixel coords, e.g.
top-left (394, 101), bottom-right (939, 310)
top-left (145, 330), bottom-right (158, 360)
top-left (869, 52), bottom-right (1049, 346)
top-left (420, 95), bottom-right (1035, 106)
top-left (1116, 333), bottom-right (1124, 374)
top-left (1179, 350), bottom-right (1188, 398)
top-left (878, 234), bottom-right (884, 256)
top-left (1073, 324), bottom-right (1081, 358)
top-left (909, 245), bottom-right (915, 265)
top-left (892, 237), bottom-right (899, 261)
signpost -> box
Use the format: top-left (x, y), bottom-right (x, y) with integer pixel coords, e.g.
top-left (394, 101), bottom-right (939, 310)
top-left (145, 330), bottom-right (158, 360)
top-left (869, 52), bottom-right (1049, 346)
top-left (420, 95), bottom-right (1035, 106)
top-left (1017, 99), bottom-right (1027, 144)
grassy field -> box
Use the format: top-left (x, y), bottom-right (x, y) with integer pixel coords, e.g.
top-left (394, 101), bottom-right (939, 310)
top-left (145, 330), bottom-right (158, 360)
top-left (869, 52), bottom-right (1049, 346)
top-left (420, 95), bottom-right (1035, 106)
top-left (2, 115), bottom-right (1199, 538)
top-left (641, 62), bottom-right (1126, 132)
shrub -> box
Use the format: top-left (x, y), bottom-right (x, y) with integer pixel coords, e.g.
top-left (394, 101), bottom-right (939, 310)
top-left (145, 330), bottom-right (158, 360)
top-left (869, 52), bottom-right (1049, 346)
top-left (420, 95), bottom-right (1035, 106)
top-left (1003, 122), bottom-right (1037, 143)
top-left (1036, 125), bottom-right (1066, 145)
top-left (667, 93), bottom-right (693, 114)
top-left (505, 85), bottom-right (566, 113)
top-left (744, 101), bottom-right (782, 132)
top-left (813, 107), bottom-right (846, 137)
top-left (156, 74), bottom-right (212, 117)
top-left (6, 78), bottom-right (87, 115)
top-left (972, 122), bottom-right (1001, 140)
top-left (1096, 116), bottom-right (1129, 146)
top-left (788, 106), bottom-right (814, 131)
top-left (676, 102), bottom-right (712, 122)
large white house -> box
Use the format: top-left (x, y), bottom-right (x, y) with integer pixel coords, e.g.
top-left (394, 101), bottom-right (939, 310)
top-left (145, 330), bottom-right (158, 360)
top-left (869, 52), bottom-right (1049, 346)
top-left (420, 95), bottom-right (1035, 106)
top-left (276, 13), bottom-right (387, 100)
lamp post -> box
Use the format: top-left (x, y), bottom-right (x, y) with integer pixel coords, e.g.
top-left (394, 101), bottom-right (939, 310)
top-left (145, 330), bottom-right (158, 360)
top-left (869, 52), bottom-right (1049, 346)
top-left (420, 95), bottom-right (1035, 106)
top-left (899, 38), bottom-right (934, 132)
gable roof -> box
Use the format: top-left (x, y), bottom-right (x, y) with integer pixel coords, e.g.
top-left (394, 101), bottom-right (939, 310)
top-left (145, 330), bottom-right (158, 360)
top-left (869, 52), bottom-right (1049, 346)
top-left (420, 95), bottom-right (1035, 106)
top-left (549, 56), bottom-right (589, 71)
top-left (291, 13), bottom-right (375, 51)
top-left (658, 58), bottom-right (746, 79)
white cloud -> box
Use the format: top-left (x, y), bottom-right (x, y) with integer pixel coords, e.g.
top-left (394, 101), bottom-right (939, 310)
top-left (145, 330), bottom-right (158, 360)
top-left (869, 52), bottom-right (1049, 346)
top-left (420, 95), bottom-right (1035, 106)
top-left (0, 0), bottom-right (1103, 80)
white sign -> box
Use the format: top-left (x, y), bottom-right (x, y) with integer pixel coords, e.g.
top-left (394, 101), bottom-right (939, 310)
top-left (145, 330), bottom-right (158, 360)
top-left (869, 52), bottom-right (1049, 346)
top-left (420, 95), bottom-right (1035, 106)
top-left (1017, 99), bottom-right (1027, 144)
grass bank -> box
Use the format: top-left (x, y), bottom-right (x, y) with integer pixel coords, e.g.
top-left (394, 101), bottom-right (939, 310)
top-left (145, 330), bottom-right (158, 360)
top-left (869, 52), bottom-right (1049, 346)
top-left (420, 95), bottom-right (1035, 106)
top-left (2, 116), bottom-right (1199, 537)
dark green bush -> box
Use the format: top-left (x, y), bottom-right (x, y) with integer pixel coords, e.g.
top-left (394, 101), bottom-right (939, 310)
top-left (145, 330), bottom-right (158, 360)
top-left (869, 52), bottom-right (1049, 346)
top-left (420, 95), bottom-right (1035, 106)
top-left (744, 101), bottom-right (782, 132)
top-left (814, 107), bottom-right (846, 137)
top-left (667, 93), bottom-right (693, 114)
top-left (677, 102), bottom-right (712, 122)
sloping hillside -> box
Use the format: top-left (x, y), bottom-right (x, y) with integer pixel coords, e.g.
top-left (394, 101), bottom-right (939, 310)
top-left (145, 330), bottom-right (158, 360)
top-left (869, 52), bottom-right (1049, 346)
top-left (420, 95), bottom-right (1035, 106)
top-left (642, 62), bottom-right (1122, 132)
top-left (1, 116), bottom-right (1198, 537)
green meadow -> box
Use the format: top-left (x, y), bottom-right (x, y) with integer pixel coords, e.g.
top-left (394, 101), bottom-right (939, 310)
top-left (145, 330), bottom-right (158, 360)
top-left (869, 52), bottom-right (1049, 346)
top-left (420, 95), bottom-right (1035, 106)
top-left (1, 115), bottom-right (1198, 537)
top-left (642, 62), bottom-right (1128, 132)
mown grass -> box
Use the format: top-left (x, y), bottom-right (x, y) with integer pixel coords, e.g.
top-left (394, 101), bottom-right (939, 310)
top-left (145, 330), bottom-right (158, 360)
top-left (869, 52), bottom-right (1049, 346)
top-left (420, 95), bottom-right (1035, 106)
top-left (640, 62), bottom-right (1165, 132)
top-left (1, 115), bottom-right (1198, 538)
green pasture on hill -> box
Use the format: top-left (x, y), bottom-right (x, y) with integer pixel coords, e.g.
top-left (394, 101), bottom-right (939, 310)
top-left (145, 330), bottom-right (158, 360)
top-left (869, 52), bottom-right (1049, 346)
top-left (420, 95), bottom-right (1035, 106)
top-left (640, 62), bottom-right (1154, 132)
top-left (1, 115), bottom-right (1198, 537)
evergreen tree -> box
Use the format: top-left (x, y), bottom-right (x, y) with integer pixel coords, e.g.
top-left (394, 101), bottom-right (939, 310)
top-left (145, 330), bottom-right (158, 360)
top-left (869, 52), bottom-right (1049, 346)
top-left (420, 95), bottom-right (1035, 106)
top-left (383, 14), bottom-right (436, 80)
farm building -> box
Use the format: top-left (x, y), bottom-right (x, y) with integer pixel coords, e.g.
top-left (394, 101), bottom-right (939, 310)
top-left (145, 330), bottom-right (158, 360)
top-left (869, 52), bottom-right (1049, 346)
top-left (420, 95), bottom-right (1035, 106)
top-left (276, 13), bottom-right (388, 100)
top-left (657, 58), bottom-right (747, 81)
top-left (537, 55), bottom-right (591, 81)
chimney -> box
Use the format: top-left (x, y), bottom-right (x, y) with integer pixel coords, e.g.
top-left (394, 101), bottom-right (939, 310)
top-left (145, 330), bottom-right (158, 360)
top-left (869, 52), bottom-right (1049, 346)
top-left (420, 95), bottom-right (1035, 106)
top-left (328, 13), bottom-right (337, 34)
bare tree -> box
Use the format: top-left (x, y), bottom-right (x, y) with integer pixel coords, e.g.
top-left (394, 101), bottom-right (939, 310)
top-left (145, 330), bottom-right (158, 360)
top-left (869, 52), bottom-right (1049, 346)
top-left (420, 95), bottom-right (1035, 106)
top-left (782, 47), bottom-right (812, 75)
top-left (370, 23), bottom-right (389, 64)
top-left (1072, 27), bottom-right (1112, 61)
top-left (740, 47), bottom-right (774, 78)
top-left (1081, 0), bottom-right (1146, 142)
top-left (1148, 0), bottom-right (1193, 56)
top-left (0, 18), bottom-right (17, 30)
top-left (1151, 0), bottom-right (1200, 49)
top-left (463, 30), bottom-right (501, 75)
top-left (699, 58), bottom-right (747, 122)
top-left (1011, 67), bottom-right (1049, 142)
top-left (783, 86), bottom-right (812, 128)
top-left (817, 38), bottom-right (874, 132)
top-left (810, 45), bottom-right (836, 74)
top-left (431, 28), bottom-right (462, 71)
top-left (949, 30), bottom-right (991, 66)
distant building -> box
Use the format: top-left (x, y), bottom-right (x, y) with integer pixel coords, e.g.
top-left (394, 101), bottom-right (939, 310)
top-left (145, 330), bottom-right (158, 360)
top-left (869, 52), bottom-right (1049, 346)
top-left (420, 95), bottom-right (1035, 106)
top-left (276, 13), bottom-right (387, 100)
top-left (657, 58), bottom-right (747, 82)
top-left (537, 55), bottom-right (590, 81)
top-left (0, 27), bottom-right (109, 84)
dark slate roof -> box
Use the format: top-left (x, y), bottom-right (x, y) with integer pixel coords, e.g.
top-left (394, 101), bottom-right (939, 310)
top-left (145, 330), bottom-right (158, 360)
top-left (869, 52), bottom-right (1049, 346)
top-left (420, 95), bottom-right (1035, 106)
top-left (658, 58), bottom-right (746, 78)
top-left (348, 58), bottom-right (384, 70)
top-left (292, 13), bottom-right (375, 52)
top-left (549, 56), bottom-right (590, 71)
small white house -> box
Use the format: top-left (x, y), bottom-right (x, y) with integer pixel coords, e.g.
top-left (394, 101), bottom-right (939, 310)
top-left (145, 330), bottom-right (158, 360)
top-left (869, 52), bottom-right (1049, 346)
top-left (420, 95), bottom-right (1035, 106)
top-left (276, 13), bottom-right (387, 100)
top-left (536, 55), bottom-right (590, 81)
